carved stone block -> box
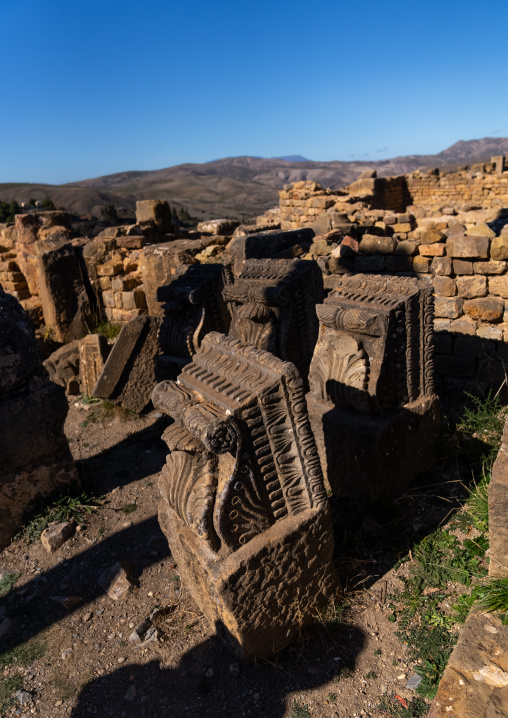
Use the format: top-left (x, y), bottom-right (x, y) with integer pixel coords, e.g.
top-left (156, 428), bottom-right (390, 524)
top-left (156, 264), bottom-right (231, 379)
top-left (307, 273), bottom-right (440, 504)
top-left (223, 259), bottom-right (323, 381)
top-left (79, 334), bottom-right (110, 396)
top-left (152, 332), bottom-right (337, 659)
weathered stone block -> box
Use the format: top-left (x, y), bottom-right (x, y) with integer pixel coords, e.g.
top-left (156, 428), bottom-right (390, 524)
top-left (454, 335), bottom-right (493, 358)
top-left (491, 236), bottom-right (508, 261)
top-left (153, 332), bottom-right (337, 659)
top-left (43, 340), bottom-right (81, 394)
top-left (135, 200), bottom-right (173, 233)
top-left (94, 316), bottom-right (161, 413)
top-left (79, 334), bottom-right (110, 396)
top-left (463, 297), bottom-right (505, 322)
top-left (450, 317), bottom-right (476, 335)
top-left (434, 318), bottom-right (451, 332)
top-left (307, 273), bottom-right (439, 504)
top-left (122, 289), bottom-right (147, 311)
top-left (489, 276), bottom-right (508, 298)
top-left (433, 277), bottom-right (456, 296)
top-left (224, 259), bottom-right (322, 381)
top-left (97, 262), bottom-right (123, 277)
top-left (420, 229), bottom-right (445, 244)
top-left (446, 235), bottom-right (489, 258)
top-left (456, 275), bottom-right (488, 298)
top-left (434, 296), bottom-right (463, 319)
top-left (419, 243), bottom-right (446, 257)
top-left (473, 260), bottom-right (506, 275)
top-left (35, 237), bottom-right (94, 343)
top-left (0, 287), bottom-right (78, 549)
top-left (465, 222), bottom-right (495, 238)
top-left (197, 218), bottom-right (240, 235)
top-left (477, 325), bottom-right (503, 341)
top-left (395, 240), bottom-right (418, 256)
top-left (453, 259), bottom-right (473, 275)
top-left (431, 256), bottom-right (452, 275)
top-left (412, 255), bottom-right (430, 273)
top-left (386, 255), bottom-right (411, 272)
top-left (228, 228), bottom-right (315, 277)
top-left (358, 235), bottom-right (395, 254)
top-left (139, 240), bottom-right (201, 316)
top-left (489, 418), bottom-right (508, 578)
top-left (428, 611), bottom-right (508, 718)
top-left (393, 222), bottom-right (412, 233)
top-left (433, 333), bottom-right (453, 353)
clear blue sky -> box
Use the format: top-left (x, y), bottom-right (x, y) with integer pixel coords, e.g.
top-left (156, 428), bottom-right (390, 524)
top-left (1, 0), bottom-right (507, 184)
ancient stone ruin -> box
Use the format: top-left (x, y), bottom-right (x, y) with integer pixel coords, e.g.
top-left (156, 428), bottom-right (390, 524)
top-left (0, 285), bottom-right (78, 548)
top-left (152, 332), bottom-right (337, 659)
top-left (223, 258), bottom-right (323, 381)
top-left (307, 273), bottom-right (440, 504)
top-left (157, 263), bottom-right (231, 377)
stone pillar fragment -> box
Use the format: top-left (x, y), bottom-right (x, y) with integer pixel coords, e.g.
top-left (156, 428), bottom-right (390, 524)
top-left (79, 334), bottom-right (110, 396)
top-left (94, 316), bottom-right (160, 413)
top-left (0, 285), bottom-right (78, 549)
top-left (156, 264), bottom-right (231, 378)
top-left (223, 258), bottom-right (323, 382)
top-left (307, 273), bottom-right (440, 505)
top-left (152, 332), bottom-right (337, 659)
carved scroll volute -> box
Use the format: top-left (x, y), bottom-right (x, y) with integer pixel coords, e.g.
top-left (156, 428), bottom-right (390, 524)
top-left (316, 304), bottom-right (383, 336)
top-left (152, 381), bottom-right (238, 454)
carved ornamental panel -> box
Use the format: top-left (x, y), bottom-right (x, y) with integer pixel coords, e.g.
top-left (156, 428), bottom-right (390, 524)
top-left (157, 264), bottom-right (231, 359)
top-left (152, 332), bottom-right (328, 558)
top-left (222, 259), bottom-right (324, 378)
top-left (309, 274), bottom-right (435, 414)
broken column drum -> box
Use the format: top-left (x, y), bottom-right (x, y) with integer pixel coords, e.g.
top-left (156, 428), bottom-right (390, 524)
top-left (152, 332), bottom-right (337, 659)
top-left (157, 264), bottom-right (231, 376)
top-left (307, 273), bottom-right (440, 505)
top-left (223, 258), bottom-right (323, 381)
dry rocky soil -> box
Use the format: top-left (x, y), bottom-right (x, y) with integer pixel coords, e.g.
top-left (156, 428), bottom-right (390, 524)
top-left (0, 399), bottom-right (477, 718)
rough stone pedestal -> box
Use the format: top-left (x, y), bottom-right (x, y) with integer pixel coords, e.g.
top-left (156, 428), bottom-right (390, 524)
top-left (153, 332), bottom-right (337, 659)
top-left (0, 285), bottom-right (78, 549)
top-left (307, 393), bottom-right (440, 503)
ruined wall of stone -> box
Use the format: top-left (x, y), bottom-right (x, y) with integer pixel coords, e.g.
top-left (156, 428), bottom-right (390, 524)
top-left (406, 164), bottom-right (508, 211)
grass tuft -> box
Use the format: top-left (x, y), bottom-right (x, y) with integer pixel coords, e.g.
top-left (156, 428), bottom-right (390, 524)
top-left (15, 489), bottom-right (100, 544)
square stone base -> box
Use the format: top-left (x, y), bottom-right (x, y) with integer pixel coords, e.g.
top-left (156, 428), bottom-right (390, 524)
top-left (306, 394), bottom-right (440, 506)
top-left (158, 502), bottom-right (338, 660)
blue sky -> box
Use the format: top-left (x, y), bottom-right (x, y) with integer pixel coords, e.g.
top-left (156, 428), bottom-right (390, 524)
top-left (1, 0), bottom-right (507, 184)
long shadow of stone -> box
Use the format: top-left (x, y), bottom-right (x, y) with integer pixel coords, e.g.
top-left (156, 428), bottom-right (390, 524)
top-left (69, 623), bottom-right (366, 718)
top-left (78, 415), bottom-right (171, 493)
top-left (1, 516), bottom-right (170, 654)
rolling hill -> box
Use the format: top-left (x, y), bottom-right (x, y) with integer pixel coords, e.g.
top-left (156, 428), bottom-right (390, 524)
top-left (2, 137), bottom-right (507, 222)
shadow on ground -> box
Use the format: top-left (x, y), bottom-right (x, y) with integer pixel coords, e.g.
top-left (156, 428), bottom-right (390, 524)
top-left (69, 624), bottom-right (366, 718)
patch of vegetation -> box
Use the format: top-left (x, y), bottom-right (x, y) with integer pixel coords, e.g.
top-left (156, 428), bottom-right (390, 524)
top-left (94, 320), bottom-right (122, 340)
top-left (0, 200), bottom-right (22, 223)
top-left (290, 702), bottom-right (311, 718)
top-left (374, 648), bottom-right (382, 656)
top-left (473, 577), bottom-right (508, 616)
top-left (0, 674), bottom-right (23, 713)
top-left (0, 572), bottom-right (21, 598)
top-left (378, 693), bottom-right (428, 718)
top-left (0, 638), bottom-right (46, 669)
top-left (366, 670), bottom-right (378, 679)
top-left (326, 692), bottom-right (337, 704)
top-left (457, 391), bottom-right (508, 462)
top-left (15, 489), bottom-right (100, 544)
top-left (80, 399), bottom-right (137, 427)
top-left (120, 503), bottom-right (137, 514)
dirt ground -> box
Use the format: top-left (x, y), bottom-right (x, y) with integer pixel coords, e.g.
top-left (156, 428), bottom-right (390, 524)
top-left (0, 398), bottom-right (464, 718)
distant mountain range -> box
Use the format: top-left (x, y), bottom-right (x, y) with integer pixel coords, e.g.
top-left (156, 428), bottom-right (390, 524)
top-left (1, 137), bottom-right (507, 222)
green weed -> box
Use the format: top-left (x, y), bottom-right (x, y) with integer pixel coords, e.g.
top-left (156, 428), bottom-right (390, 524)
top-left (290, 702), bottom-right (311, 718)
top-left (377, 693), bottom-right (428, 717)
top-left (473, 577), bottom-right (508, 615)
top-left (0, 638), bottom-right (46, 669)
top-left (366, 670), bottom-right (378, 679)
top-left (16, 490), bottom-right (100, 544)
top-left (0, 674), bottom-right (23, 713)
top-left (0, 572), bottom-right (21, 598)
top-left (94, 321), bottom-right (122, 340)
top-left (121, 503), bottom-right (137, 514)
top-left (457, 391), bottom-right (508, 460)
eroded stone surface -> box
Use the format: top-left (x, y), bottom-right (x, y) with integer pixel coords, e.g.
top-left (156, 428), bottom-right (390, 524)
top-left (429, 611), bottom-right (508, 718)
